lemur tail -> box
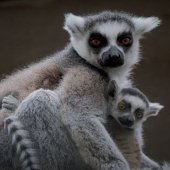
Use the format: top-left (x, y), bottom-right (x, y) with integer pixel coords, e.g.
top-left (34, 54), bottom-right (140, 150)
top-left (142, 162), bottom-right (170, 170)
top-left (160, 163), bottom-right (170, 170)
top-left (4, 115), bottom-right (40, 170)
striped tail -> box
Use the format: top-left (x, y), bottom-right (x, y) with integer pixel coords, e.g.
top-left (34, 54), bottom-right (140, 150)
top-left (4, 115), bottom-right (40, 170)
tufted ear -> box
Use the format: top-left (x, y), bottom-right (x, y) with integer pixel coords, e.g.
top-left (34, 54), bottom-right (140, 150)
top-left (147, 102), bottom-right (164, 117)
top-left (132, 16), bottom-right (161, 35)
top-left (63, 13), bottom-right (85, 36)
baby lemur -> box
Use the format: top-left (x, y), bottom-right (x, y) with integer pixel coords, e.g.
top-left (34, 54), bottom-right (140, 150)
top-left (106, 81), bottom-right (163, 169)
top-left (3, 80), bottom-right (163, 170)
top-left (0, 11), bottom-right (160, 127)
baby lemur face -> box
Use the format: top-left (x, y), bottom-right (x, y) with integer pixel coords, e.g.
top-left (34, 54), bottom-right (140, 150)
top-left (108, 81), bottom-right (164, 129)
top-left (64, 11), bottom-right (160, 72)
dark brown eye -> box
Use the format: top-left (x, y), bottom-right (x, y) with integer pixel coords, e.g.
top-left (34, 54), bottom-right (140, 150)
top-left (134, 108), bottom-right (144, 119)
top-left (121, 37), bottom-right (131, 46)
top-left (89, 32), bottom-right (107, 48)
top-left (89, 39), bottom-right (102, 47)
top-left (118, 100), bottom-right (127, 111)
top-left (117, 32), bottom-right (133, 47)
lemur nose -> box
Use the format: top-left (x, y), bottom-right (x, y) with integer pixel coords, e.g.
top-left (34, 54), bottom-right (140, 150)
top-left (118, 116), bottom-right (134, 127)
top-left (99, 47), bottom-right (124, 68)
top-left (110, 55), bottom-right (124, 65)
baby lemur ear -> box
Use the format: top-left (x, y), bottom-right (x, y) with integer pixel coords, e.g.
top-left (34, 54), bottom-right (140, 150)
top-left (132, 16), bottom-right (161, 35)
top-left (107, 80), bottom-right (118, 99)
top-left (147, 102), bottom-right (164, 117)
top-left (64, 13), bottom-right (85, 36)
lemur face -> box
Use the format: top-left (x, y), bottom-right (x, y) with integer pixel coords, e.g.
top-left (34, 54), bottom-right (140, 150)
top-left (114, 92), bottom-right (149, 129)
top-left (64, 11), bottom-right (160, 71)
top-left (87, 22), bottom-right (132, 68)
top-left (108, 81), bottom-right (164, 129)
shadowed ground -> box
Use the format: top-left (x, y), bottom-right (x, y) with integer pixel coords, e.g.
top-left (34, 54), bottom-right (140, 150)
top-left (0, 0), bottom-right (170, 162)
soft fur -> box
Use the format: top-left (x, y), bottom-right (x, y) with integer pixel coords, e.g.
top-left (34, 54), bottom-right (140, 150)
top-left (1, 65), bottom-right (130, 170)
top-left (108, 85), bottom-right (163, 169)
top-left (0, 11), bottom-right (161, 170)
top-left (3, 82), bottom-right (163, 170)
top-left (0, 11), bottom-right (160, 125)
top-left (4, 115), bottom-right (40, 170)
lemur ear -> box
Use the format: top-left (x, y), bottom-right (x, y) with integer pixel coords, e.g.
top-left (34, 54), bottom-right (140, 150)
top-left (64, 13), bottom-right (85, 36)
top-left (107, 80), bottom-right (118, 99)
top-left (147, 102), bottom-right (164, 117)
top-left (132, 16), bottom-right (161, 35)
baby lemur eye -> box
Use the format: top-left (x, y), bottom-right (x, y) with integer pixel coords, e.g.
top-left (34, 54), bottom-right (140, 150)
top-left (118, 100), bottom-right (127, 111)
top-left (134, 108), bottom-right (144, 119)
top-left (89, 33), bottom-right (108, 48)
top-left (117, 32), bottom-right (133, 47)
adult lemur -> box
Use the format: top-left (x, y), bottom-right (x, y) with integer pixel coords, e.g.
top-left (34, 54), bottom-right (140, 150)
top-left (0, 11), bottom-right (160, 126)
top-left (0, 11), bottom-right (161, 170)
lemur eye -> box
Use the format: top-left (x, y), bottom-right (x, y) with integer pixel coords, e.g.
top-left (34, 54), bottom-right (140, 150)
top-left (117, 32), bottom-right (133, 47)
top-left (118, 100), bottom-right (127, 111)
top-left (121, 38), bottom-right (131, 46)
top-left (135, 109), bottom-right (144, 119)
top-left (90, 39), bottom-right (101, 47)
top-left (89, 33), bottom-right (107, 48)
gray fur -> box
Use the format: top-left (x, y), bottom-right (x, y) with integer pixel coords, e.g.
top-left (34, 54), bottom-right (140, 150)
top-left (0, 11), bottom-right (161, 126)
top-left (0, 90), bottom-right (91, 170)
top-left (4, 115), bottom-right (40, 170)
top-left (108, 83), bottom-right (163, 169)
top-left (142, 162), bottom-right (170, 170)
top-left (121, 88), bottom-right (149, 107)
top-left (0, 11), bottom-right (161, 170)
top-left (83, 11), bottom-right (135, 31)
top-left (2, 81), bottom-right (162, 170)
top-left (51, 66), bottom-right (130, 170)
top-left (160, 163), bottom-right (170, 170)
top-left (1, 65), bottom-right (131, 170)
top-left (2, 97), bottom-right (39, 170)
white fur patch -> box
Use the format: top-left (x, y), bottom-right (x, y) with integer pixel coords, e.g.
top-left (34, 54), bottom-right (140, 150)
top-left (64, 13), bottom-right (85, 35)
top-left (94, 22), bottom-right (131, 45)
top-left (123, 95), bottom-right (147, 109)
top-left (132, 16), bottom-right (161, 35)
top-left (147, 102), bottom-right (164, 116)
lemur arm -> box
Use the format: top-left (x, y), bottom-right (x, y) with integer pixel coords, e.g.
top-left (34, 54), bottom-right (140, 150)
top-left (135, 128), bottom-right (160, 169)
top-left (63, 113), bottom-right (130, 170)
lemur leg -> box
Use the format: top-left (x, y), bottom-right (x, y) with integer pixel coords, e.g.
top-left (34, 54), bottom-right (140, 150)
top-left (15, 89), bottom-right (130, 170)
top-left (7, 89), bottom-right (91, 170)
top-left (63, 114), bottom-right (130, 170)
top-left (141, 152), bottom-right (160, 169)
top-left (1, 89), bottom-right (130, 170)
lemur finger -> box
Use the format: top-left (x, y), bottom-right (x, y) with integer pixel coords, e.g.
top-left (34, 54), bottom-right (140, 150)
top-left (2, 103), bottom-right (16, 111)
top-left (3, 95), bottom-right (19, 104)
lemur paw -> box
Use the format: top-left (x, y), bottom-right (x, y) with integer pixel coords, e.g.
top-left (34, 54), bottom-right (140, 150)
top-left (2, 95), bottom-right (19, 111)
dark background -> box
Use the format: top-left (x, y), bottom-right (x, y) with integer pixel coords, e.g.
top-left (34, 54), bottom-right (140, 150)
top-left (0, 0), bottom-right (169, 162)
